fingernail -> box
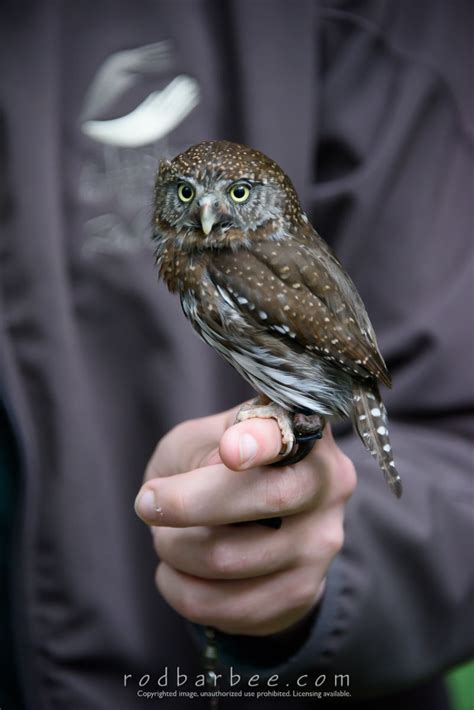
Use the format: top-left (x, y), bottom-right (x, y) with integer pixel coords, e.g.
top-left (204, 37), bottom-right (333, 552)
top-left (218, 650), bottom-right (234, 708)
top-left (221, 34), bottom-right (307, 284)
top-left (135, 489), bottom-right (159, 520)
top-left (239, 433), bottom-right (258, 466)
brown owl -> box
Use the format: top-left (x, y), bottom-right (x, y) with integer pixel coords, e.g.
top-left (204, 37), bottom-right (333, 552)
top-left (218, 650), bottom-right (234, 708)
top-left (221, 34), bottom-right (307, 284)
top-left (152, 140), bottom-right (401, 498)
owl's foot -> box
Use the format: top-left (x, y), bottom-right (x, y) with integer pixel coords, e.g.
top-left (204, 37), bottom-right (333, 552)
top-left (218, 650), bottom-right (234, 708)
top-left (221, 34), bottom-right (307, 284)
top-left (235, 400), bottom-right (325, 468)
top-left (269, 413), bottom-right (325, 468)
top-left (235, 398), bottom-right (295, 456)
top-left (271, 414), bottom-right (324, 467)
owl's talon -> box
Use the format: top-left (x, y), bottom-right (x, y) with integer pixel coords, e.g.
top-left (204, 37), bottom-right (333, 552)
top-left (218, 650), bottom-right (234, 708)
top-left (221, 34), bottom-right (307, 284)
top-left (235, 399), bottom-right (296, 457)
top-left (272, 439), bottom-right (316, 467)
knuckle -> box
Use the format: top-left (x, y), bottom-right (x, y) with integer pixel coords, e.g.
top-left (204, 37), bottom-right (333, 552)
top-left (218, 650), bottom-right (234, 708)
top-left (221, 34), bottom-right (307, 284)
top-left (280, 570), bottom-right (321, 616)
top-left (320, 518), bottom-right (345, 557)
top-left (154, 564), bottom-right (211, 625)
top-left (214, 594), bottom-right (254, 631)
top-left (294, 575), bottom-right (321, 612)
top-left (176, 584), bottom-right (207, 625)
top-left (260, 467), bottom-right (317, 515)
top-left (168, 485), bottom-right (191, 526)
top-left (206, 540), bottom-right (240, 577)
top-left (261, 475), bottom-right (291, 515)
top-left (335, 453), bottom-right (357, 502)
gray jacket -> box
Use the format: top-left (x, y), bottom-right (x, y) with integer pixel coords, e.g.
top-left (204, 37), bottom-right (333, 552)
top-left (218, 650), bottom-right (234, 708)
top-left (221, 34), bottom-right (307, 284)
top-left (0, 1), bottom-right (472, 708)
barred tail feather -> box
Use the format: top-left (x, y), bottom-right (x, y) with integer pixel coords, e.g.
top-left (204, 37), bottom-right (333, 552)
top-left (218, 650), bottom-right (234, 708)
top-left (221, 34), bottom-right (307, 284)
top-left (352, 382), bottom-right (402, 498)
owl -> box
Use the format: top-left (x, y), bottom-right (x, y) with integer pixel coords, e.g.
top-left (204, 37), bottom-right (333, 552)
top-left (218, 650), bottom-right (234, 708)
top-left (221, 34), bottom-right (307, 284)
top-left (152, 140), bottom-right (401, 497)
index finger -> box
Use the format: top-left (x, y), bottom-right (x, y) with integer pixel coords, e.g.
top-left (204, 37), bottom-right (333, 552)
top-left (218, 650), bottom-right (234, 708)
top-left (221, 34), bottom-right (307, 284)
top-left (144, 408), bottom-right (234, 481)
top-left (144, 406), bottom-right (284, 481)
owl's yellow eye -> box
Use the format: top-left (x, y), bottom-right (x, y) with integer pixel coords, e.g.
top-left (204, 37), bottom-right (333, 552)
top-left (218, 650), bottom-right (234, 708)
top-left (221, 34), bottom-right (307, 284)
top-left (229, 182), bottom-right (251, 203)
top-left (177, 182), bottom-right (195, 203)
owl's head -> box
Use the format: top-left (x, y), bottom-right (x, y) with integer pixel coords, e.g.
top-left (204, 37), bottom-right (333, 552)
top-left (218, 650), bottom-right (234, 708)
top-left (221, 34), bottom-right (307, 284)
top-left (153, 141), bottom-right (301, 250)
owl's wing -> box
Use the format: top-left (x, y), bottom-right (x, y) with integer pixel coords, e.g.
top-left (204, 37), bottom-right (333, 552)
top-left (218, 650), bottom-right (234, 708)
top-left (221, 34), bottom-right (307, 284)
top-left (209, 235), bottom-right (391, 387)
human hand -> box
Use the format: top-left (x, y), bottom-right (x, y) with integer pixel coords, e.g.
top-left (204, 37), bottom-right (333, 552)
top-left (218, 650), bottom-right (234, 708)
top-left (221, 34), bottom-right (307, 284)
top-left (134, 406), bottom-right (356, 636)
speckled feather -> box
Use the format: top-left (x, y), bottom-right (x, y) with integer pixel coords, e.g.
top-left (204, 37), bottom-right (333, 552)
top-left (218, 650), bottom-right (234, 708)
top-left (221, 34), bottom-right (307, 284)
top-left (152, 140), bottom-right (402, 496)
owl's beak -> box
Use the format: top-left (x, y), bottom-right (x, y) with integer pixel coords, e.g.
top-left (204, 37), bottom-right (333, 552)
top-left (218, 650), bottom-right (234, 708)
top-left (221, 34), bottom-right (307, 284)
top-left (199, 202), bottom-right (217, 236)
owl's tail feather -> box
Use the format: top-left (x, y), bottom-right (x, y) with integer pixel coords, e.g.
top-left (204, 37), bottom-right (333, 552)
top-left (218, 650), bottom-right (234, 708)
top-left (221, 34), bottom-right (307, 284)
top-left (352, 382), bottom-right (402, 498)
